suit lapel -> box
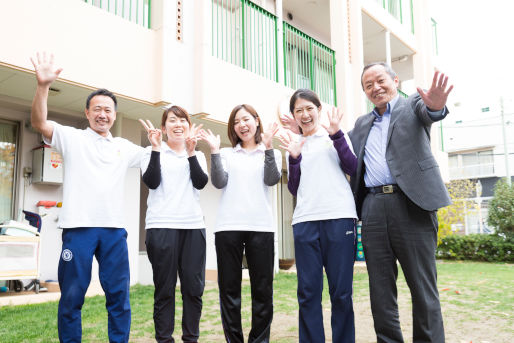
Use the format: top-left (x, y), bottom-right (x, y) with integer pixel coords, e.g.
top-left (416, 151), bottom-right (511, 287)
top-left (386, 95), bottom-right (407, 147)
top-left (356, 113), bottom-right (375, 183)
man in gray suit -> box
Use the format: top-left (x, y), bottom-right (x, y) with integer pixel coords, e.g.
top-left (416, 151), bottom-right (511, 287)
top-left (348, 62), bottom-right (453, 343)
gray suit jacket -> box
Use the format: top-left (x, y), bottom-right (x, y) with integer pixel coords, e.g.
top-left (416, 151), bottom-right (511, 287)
top-left (348, 93), bottom-right (451, 219)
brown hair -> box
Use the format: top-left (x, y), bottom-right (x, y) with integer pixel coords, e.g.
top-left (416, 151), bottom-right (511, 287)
top-left (161, 105), bottom-right (191, 129)
top-left (227, 104), bottom-right (263, 147)
top-left (289, 89), bottom-right (322, 134)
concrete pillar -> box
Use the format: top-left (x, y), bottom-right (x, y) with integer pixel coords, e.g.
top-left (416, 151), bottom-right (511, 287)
top-left (112, 112), bottom-right (123, 137)
top-left (276, 0), bottom-right (284, 85)
top-left (385, 30), bottom-right (391, 66)
top-left (330, 0), bottom-right (364, 129)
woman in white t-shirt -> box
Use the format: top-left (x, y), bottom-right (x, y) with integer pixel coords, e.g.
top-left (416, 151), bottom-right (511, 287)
top-left (140, 105), bottom-right (208, 343)
top-left (199, 104), bottom-right (281, 343)
top-left (279, 89), bottom-right (358, 343)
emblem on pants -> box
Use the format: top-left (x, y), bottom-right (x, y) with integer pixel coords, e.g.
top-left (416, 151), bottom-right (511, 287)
top-left (62, 249), bottom-right (73, 261)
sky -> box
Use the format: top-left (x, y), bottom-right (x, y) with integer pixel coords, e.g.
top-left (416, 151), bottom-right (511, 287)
top-left (430, 0), bottom-right (514, 150)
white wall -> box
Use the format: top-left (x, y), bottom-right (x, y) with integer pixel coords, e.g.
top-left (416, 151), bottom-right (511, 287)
top-left (1, 0), bottom-right (160, 103)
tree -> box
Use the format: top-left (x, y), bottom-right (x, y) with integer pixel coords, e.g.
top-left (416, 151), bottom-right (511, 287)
top-left (437, 179), bottom-right (478, 245)
top-left (487, 178), bottom-right (514, 235)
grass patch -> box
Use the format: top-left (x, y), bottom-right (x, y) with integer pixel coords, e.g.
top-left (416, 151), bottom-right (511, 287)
top-left (0, 262), bottom-right (512, 342)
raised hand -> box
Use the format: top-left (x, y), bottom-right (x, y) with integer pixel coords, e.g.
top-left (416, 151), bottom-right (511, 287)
top-left (261, 122), bottom-right (279, 149)
top-left (198, 129), bottom-right (221, 154)
top-left (321, 107), bottom-right (344, 136)
top-left (280, 113), bottom-right (300, 135)
top-left (278, 131), bottom-right (305, 159)
top-left (30, 52), bottom-right (63, 87)
top-left (185, 123), bottom-right (203, 156)
top-left (417, 71), bottom-right (454, 111)
top-left (139, 119), bottom-right (162, 151)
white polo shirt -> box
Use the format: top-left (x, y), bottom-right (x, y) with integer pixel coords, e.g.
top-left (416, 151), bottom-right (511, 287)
top-left (215, 144), bottom-right (282, 233)
top-left (141, 143), bottom-right (207, 229)
top-left (44, 121), bottom-right (145, 229)
top-left (287, 128), bottom-right (357, 225)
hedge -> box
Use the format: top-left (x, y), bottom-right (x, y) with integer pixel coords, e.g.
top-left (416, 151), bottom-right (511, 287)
top-left (436, 234), bottom-right (514, 262)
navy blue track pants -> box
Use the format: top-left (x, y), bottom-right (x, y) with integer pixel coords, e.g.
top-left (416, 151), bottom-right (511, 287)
top-left (293, 218), bottom-right (356, 343)
top-left (58, 227), bottom-right (131, 343)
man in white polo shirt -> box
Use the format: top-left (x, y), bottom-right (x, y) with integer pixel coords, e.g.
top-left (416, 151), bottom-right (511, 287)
top-left (30, 52), bottom-right (159, 343)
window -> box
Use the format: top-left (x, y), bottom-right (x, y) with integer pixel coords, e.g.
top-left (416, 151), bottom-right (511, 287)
top-left (0, 120), bottom-right (19, 222)
top-left (449, 150), bottom-right (495, 179)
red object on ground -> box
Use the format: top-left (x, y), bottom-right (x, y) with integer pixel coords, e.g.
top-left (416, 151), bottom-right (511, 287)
top-left (37, 200), bottom-right (57, 208)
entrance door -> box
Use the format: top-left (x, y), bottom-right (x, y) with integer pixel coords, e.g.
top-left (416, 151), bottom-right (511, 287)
top-left (0, 119), bottom-right (19, 222)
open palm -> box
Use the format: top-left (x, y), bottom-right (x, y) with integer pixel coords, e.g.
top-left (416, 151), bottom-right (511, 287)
top-left (278, 131), bottom-right (305, 159)
top-left (30, 52), bottom-right (62, 86)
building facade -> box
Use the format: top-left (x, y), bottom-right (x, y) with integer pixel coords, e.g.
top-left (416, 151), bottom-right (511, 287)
top-left (0, 0), bottom-right (442, 284)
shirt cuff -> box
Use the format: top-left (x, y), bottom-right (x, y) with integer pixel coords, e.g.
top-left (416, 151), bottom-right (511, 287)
top-left (329, 129), bottom-right (344, 140)
top-left (288, 154), bottom-right (302, 165)
top-left (427, 107), bottom-right (447, 120)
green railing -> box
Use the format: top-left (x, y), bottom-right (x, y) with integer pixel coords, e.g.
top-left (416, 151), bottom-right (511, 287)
top-left (211, 0), bottom-right (278, 82)
top-left (431, 18), bottom-right (439, 56)
top-left (283, 22), bottom-right (336, 105)
top-left (385, 0), bottom-right (402, 23)
top-left (83, 0), bottom-right (151, 28)
top-left (376, 0), bottom-right (414, 34)
top-left (398, 89), bottom-right (408, 98)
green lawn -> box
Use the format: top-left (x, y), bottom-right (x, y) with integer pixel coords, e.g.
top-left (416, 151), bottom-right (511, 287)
top-left (0, 262), bottom-right (512, 342)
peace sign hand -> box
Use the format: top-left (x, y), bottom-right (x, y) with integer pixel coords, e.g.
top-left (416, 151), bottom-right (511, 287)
top-left (139, 119), bottom-right (162, 151)
top-left (278, 131), bottom-right (305, 159)
top-left (321, 107), bottom-right (344, 136)
top-left (185, 123), bottom-right (203, 157)
top-left (417, 70), bottom-right (454, 111)
top-left (261, 122), bottom-right (279, 149)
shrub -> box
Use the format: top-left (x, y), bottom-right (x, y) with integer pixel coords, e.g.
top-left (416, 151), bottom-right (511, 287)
top-left (487, 178), bottom-right (514, 235)
top-left (437, 179), bottom-right (477, 245)
top-left (436, 233), bottom-right (514, 262)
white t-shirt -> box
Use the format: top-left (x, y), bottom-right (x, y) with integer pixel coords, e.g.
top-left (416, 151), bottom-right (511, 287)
top-left (215, 144), bottom-right (282, 233)
top-left (287, 128), bottom-right (357, 225)
top-left (44, 121), bottom-right (144, 229)
top-left (141, 143), bottom-right (207, 229)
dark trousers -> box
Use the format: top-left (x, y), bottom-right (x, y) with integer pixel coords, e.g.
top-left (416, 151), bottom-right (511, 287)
top-left (293, 218), bottom-right (356, 343)
top-left (146, 228), bottom-right (206, 343)
top-left (215, 231), bottom-right (274, 343)
top-left (58, 227), bottom-right (131, 343)
top-left (361, 191), bottom-right (444, 343)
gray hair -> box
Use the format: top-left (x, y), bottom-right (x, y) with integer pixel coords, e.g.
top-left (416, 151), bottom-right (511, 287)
top-left (361, 62), bottom-right (397, 89)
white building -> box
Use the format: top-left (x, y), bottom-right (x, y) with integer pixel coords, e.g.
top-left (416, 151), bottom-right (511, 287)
top-left (443, 97), bottom-right (514, 234)
top-left (0, 0), bottom-right (442, 285)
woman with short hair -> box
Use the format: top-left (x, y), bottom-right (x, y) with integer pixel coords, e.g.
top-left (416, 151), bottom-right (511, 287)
top-left (200, 104), bottom-right (281, 343)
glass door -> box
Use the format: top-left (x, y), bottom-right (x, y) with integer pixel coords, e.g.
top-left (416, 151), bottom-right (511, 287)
top-left (0, 119), bottom-right (19, 222)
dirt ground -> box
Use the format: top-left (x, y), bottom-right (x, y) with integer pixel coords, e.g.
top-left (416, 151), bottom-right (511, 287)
top-left (132, 277), bottom-right (511, 343)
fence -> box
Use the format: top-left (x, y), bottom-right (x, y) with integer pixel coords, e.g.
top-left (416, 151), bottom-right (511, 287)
top-left (83, 0), bottom-right (151, 28)
top-left (211, 0), bottom-right (278, 82)
top-left (283, 22), bottom-right (336, 105)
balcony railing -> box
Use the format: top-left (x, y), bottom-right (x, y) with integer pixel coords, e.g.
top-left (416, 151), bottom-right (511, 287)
top-left (211, 0), bottom-right (278, 82)
top-left (374, 0), bottom-right (414, 34)
top-left (83, 0), bottom-right (151, 28)
top-left (283, 23), bottom-right (336, 105)
top-left (398, 89), bottom-right (408, 98)
top-left (449, 163), bottom-right (495, 180)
